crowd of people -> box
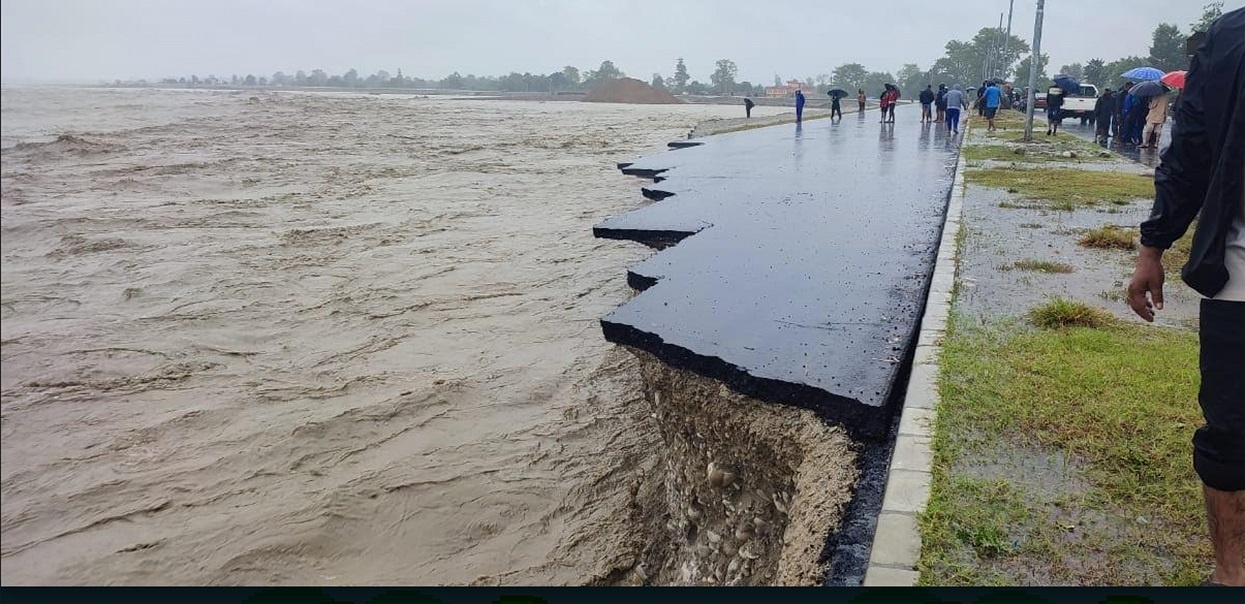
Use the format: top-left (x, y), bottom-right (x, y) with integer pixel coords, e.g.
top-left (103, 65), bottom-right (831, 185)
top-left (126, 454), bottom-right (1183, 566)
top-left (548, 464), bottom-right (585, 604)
top-left (1089, 82), bottom-right (1175, 148)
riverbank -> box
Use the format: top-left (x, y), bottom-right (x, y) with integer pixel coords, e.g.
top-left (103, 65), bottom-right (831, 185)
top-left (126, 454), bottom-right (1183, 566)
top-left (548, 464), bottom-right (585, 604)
top-left (917, 109), bottom-right (1208, 586)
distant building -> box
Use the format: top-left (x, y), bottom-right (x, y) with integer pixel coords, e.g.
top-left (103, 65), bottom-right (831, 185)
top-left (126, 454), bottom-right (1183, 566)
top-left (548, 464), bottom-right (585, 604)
top-left (765, 79), bottom-right (817, 98)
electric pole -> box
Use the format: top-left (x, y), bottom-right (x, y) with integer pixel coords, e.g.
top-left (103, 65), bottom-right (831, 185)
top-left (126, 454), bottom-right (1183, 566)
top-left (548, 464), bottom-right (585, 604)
top-left (1024, 0), bottom-right (1045, 142)
top-left (1001, 0), bottom-right (1015, 79)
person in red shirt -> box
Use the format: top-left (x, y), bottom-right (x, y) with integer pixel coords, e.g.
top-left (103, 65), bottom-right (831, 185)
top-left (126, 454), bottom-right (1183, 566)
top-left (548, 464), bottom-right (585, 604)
top-left (879, 85), bottom-right (900, 123)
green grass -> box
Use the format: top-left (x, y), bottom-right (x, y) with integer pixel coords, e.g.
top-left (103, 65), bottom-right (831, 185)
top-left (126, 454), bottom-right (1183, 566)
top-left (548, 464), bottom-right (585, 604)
top-left (1027, 298), bottom-right (1116, 329)
top-left (1004, 259), bottom-right (1075, 274)
top-left (965, 168), bottom-right (1154, 211)
top-left (1079, 225), bottom-right (1136, 250)
top-left (919, 312), bottom-right (1207, 586)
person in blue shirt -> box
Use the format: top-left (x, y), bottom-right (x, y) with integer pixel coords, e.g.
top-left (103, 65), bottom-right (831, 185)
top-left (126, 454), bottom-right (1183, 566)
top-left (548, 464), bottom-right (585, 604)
top-left (981, 81), bottom-right (1003, 132)
top-left (794, 89), bottom-right (806, 123)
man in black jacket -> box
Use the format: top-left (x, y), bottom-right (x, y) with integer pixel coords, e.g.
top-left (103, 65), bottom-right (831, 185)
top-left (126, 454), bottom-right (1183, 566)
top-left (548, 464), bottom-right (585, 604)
top-left (919, 85), bottom-right (935, 123)
top-left (1128, 7), bottom-right (1245, 587)
top-left (1093, 88), bottom-right (1115, 143)
top-left (935, 84), bottom-right (948, 124)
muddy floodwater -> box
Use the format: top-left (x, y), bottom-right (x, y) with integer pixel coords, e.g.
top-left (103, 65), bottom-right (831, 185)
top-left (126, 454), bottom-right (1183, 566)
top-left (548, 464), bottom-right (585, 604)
top-left (0, 87), bottom-right (791, 585)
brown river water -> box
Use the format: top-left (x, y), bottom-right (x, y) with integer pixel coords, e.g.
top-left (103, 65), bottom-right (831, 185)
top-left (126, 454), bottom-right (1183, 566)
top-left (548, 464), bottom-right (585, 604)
top-left (0, 87), bottom-right (793, 585)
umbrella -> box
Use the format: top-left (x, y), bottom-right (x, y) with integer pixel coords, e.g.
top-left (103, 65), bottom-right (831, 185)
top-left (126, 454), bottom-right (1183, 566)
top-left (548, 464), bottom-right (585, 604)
top-left (1052, 73), bottom-right (1081, 93)
top-left (1161, 70), bottom-right (1187, 89)
top-left (1129, 80), bottom-right (1169, 98)
top-left (1122, 66), bottom-right (1165, 81)
top-left (827, 88), bottom-right (848, 97)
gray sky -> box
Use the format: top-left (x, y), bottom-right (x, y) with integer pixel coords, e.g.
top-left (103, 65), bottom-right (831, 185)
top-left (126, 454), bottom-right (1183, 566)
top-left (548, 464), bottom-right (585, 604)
top-left (0, 0), bottom-right (1214, 84)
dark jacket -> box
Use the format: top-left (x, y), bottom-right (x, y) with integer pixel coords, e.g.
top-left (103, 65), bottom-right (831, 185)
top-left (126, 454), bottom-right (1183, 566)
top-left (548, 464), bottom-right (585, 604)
top-left (919, 89), bottom-right (935, 104)
top-left (935, 88), bottom-right (948, 109)
top-left (1141, 7), bottom-right (1245, 297)
top-left (1094, 93), bottom-right (1115, 121)
top-left (1115, 89), bottom-right (1130, 116)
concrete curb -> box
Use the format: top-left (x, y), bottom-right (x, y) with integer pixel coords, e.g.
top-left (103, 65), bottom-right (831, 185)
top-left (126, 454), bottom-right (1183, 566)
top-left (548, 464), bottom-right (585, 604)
top-left (861, 132), bottom-right (967, 587)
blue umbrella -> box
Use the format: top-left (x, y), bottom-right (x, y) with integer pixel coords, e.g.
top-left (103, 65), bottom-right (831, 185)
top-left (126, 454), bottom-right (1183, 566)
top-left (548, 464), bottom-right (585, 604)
top-left (1053, 73), bottom-right (1081, 93)
top-left (1122, 66), bottom-right (1164, 81)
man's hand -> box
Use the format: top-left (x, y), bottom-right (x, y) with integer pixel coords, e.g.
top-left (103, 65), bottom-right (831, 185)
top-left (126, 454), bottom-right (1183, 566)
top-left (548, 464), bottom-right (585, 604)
top-left (1128, 246), bottom-right (1166, 322)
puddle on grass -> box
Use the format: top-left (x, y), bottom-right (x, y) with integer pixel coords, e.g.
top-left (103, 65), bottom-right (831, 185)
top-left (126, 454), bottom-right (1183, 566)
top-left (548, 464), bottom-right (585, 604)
top-left (955, 184), bottom-right (1199, 329)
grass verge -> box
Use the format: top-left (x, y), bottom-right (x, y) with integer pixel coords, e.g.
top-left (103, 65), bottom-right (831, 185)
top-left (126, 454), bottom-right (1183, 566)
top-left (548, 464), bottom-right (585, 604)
top-left (919, 311), bottom-right (1207, 586)
top-left (965, 168), bottom-right (1153, 211)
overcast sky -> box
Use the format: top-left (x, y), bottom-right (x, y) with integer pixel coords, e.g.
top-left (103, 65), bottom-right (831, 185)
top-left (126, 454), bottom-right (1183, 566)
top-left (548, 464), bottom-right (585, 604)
top-left (0, 0), bottom-right (1214, 84)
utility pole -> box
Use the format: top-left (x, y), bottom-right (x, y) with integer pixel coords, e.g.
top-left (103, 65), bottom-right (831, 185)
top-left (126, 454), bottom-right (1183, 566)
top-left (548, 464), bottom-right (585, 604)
top-left (1001, 0), bottom-right (1015, 79)
top-left (1024, 0), bottom-right (1045, 142)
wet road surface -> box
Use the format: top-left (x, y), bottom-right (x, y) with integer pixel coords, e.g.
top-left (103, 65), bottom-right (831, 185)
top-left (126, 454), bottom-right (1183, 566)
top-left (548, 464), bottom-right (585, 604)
top-left (1060, 118), bottom-right (1171, 168)
top-left (595, 107), bottom-right (960, 438)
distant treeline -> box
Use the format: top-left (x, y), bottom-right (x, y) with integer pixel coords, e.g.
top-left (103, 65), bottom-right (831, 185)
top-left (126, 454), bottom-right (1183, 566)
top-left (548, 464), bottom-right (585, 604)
top-left (116, 3), bottom-right (1221, 101)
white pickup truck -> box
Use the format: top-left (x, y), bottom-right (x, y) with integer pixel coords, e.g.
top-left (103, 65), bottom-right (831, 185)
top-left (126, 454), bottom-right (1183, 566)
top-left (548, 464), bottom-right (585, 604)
top-left (1054, 85), bottom-right (1100, 124)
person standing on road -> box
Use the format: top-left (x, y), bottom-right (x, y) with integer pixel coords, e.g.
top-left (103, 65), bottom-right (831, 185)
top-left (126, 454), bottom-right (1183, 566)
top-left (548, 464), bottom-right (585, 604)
top-left (794, 89), bottom-right (806, 124)
top-left (1046, 89), bottom-right (1064, 135)
top-left (744, 97), bottom-right (755, 119)
top-left (1094, 88), bottom-right (1116, 144)
top-left (1127, 7), bottom-right (1245, 587)
top-left (919, 85), bottom-right (935, 123)
top-left (982, 81), bottom-right (1003, 132)
top-left (976, 81), bottom-right (988, 116)
top-left (935, 84), bottom-right (948, 124)
top-left (830, 91), bottom-right (843, 120)
top-left (880, 85), bottom-right (899, 123)
top-left (1140, 91), bottom-right (1171, 148)
top-left (1114, 81), bottom-right (1134, 142)
top-left (878, 85), bottom-right (891, 123)
top-left (943, 84), bottom-right (966, 134)
top-left (857, 89), bottom-right (867, 113)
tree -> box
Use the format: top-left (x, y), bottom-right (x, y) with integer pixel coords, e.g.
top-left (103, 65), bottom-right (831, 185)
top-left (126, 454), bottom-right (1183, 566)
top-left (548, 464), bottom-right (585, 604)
top-left (651, 73), bottom-right (667, 90)
top-left (831, 63), bottom-right (868, 92)
top-left (929, 28), bottom-right (1031, 86)
top-left (1103, 55), bottom-right (1149, 86)
top-left (308, 69), bottom-right (328, 86)
top-left (1082, 58), bottom-right (1107, 88)
top-left (1191, 1), bottom-right (1223, 32)
top-left (1013, 53), bottom-right (1050, 88)
top-left (271, 71), bottom-right (287, 86)
top-left (672, 58), bottom-right (690, 92)
top-left (295, 70), bottom-right (308, 85)
top-left (773, 74), bottom-right (782, 87)
top-left (1056, 62), bottom-right (1084, 81)
top-left (441, 71), bottom-right (464, 89)
top-left (343, 68), bottom-right (359, 87)
top-left (686, 80), bottom-right (711, 95)
top-left (244, 74), bottom-right (257, 86)
top-left (1149, 23), bottom-right (1187, 71)
top-left (862, 71), bottom-right (896, 96)
top-left (710, 59), bottom-right (738, 95)
top-left (896, 63), bottom-right (926, 99)
top-left (562, 66), bottom-right (580, 88)
top-left (594, 60), bottom-right (622, 81)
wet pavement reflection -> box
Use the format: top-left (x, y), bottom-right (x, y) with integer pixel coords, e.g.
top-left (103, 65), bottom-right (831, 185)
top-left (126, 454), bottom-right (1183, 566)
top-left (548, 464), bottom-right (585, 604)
top-left (597, 107), bottom-right (959, 437)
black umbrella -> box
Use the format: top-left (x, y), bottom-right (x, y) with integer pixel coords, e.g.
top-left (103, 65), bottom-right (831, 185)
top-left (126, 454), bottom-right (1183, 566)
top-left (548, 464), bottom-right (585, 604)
top-left (828, 88), bottom-right (848, 97)
top-left (1129, 80), bottom-right (1168, 98)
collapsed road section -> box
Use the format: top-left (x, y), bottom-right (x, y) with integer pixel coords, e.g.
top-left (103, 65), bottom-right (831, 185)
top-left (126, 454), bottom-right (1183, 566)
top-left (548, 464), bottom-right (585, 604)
top-left (592, 114), bottom-right (963, 586)
top-left (598, 119), bottom-right (960, 439)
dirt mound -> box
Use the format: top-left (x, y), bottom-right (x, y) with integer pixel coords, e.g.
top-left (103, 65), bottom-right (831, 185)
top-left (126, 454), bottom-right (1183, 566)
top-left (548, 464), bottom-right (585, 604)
top-left (584, 78), bottom-right (681, 105)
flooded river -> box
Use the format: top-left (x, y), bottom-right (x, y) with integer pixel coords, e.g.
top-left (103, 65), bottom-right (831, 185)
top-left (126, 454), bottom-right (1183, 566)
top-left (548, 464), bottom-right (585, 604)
top-left (0, 87), bottom-right (787, 585)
